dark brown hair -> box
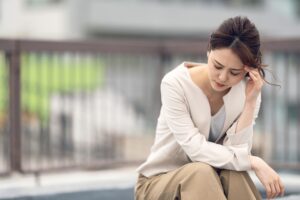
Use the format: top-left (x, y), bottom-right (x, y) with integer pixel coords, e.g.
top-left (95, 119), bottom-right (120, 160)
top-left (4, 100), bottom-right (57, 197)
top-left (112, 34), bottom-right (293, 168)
top-left (208, 16), bottom-right (266, 78)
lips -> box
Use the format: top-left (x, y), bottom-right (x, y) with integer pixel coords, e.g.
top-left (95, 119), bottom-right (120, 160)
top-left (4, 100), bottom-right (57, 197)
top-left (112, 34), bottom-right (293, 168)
top-left (215, 81), bottom-right (226, 87)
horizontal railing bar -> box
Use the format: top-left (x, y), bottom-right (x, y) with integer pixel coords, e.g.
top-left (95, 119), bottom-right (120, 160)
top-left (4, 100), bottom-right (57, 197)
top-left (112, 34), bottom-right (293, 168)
top-left (0, 39), bottom-right (16, 51)
top-left (270, 162), bottom-right (300, 171)
top-left (262, 38), bottom-right (300, 52)
top-left (0, 39), bottom-right (206, 54)
top-left (16, 39), bottom-right (209, 54)
top-left (1, 38), bottom-right (300, 54)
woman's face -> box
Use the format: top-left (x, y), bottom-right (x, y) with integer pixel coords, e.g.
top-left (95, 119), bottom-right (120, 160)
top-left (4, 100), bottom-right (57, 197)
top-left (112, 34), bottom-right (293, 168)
top-left (207, 48), bottom-right (246, 92)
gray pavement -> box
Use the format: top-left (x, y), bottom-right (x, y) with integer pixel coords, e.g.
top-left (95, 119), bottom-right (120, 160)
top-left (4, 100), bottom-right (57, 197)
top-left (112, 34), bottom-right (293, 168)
top-left (0, 188), bottom-right (134, 200)
top-left (0, 167), bottom-right (299, 200)
top-left (0, 167), bottom-right (137, 200)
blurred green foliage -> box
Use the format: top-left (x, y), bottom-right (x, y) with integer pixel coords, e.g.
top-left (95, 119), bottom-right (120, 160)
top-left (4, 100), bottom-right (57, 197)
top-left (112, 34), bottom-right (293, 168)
top-left (0, 52), bottom-right (104, 123)
top-left (0, 54), bottom-right (8, 119)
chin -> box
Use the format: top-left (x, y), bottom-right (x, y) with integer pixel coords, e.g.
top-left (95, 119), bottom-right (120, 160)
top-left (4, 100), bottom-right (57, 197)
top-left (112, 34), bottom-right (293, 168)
top-left (212, 86), bottom-right (228, 92)
top-left (211, 82), bottom-right (229, 92)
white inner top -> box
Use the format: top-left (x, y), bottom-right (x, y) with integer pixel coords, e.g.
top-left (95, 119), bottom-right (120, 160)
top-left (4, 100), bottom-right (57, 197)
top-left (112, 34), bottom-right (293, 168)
top-left (209, 105), bottom-right (225, 142)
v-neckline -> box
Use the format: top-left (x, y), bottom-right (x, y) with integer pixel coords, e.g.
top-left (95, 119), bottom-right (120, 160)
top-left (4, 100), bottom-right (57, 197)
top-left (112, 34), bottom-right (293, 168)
top-left (182, 62), bottom-right (229, 106)
top-left (182, 62), bottom-right (230, 141)
top-left (181, 61), bottom-right (246, 142)
top-left (212, 105), bottom-right (225, 118)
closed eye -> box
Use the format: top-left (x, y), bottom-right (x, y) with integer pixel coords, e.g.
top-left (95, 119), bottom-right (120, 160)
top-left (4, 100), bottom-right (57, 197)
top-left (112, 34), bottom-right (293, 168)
top-left (230, 72), bottom-right (241, 76)
top-left (214, 64), bottom-right (241, 76)
top-left (214, 65), bottom-right (222, 70)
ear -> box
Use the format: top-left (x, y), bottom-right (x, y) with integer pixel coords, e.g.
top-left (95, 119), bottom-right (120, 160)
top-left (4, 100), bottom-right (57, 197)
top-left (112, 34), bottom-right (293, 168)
top-left (207, 51), bottom-right (210, 58)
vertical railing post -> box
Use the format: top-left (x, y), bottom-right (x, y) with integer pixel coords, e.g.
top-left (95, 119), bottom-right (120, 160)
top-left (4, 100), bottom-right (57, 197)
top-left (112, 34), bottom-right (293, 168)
top-left (7, 40), bottom-right (22, 172)
top-left (156, 46), bottom-right (171, 111)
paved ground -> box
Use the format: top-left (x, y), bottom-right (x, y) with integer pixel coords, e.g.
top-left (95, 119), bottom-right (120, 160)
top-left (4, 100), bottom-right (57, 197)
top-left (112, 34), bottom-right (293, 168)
top-left (1, 188), bottom-right (134, 200)
top-left (3, 189), bottom-right (300, 200)
top-left (0, 166), bottom-right (299, 200)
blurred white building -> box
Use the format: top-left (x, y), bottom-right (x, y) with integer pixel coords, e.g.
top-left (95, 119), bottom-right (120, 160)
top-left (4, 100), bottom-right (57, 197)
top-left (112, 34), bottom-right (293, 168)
top-left (0, 0), bottom-right (300, 40)
top-left (0, 0), bottom-right (70, 39)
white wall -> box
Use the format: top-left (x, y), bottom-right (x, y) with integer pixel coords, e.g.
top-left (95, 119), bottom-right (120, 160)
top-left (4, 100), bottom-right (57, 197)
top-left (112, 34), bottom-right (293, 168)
top-left (0, 0), bottom-right (70, 40)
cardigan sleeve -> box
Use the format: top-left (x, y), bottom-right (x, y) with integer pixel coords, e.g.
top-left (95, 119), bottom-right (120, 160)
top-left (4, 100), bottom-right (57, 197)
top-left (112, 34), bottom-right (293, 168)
top-left (222, 93), bottom-right (261, 151)
top-left (161, 78), bottom-right (251, 171)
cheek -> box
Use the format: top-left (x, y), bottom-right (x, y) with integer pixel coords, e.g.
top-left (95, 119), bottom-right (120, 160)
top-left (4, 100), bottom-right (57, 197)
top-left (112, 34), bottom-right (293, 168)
top-left (208, 66), bottom-right (218, 77)
top-left (207, 66), bottom-right (214, 78)
top-left (229, 76), bottom-right (244, 85)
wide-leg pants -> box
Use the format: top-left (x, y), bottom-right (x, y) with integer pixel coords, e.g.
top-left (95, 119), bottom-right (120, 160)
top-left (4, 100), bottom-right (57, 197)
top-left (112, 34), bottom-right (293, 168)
top-left (135, 162), bottom-right (262, 200)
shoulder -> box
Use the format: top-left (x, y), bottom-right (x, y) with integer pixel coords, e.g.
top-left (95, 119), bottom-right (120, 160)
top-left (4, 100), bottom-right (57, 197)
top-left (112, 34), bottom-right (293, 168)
top-left (161, 63), bottom-right (186, 87)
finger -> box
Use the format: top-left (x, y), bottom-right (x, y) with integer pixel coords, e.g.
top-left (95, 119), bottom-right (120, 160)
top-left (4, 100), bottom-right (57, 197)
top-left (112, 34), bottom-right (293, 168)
top-left (251, 72), bottom-right (263, 82)
top-left (249, 72), bottom-right (258, 81)
top-left (249, 71), bottom-right (263, 87)
top-left (244, 65), bottom-right (253, 72)
top-left (279, 179), bottom-right (285, 196)
top-left (249, 70), bottom-right (262, 80)
top-left (274, 181), bottom-right (281, 197)
top-left (270, 183), bottom-right (276, 199)
top-left (265, 184), bottom-right (272, 199)
top-left (244, 66), bottom-right (261, 77)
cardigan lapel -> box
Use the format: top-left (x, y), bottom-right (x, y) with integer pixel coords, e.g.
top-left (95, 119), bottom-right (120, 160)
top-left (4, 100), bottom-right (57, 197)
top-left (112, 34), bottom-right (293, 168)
top-left (181, 62), bottom-right (246, 141)
top-left (216, 80), bottom-right (246, 141)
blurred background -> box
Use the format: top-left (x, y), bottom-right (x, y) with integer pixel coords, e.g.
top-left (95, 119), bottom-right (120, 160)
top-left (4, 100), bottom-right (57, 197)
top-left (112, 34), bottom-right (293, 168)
top-left (0, 0), bottom-right (300, 199)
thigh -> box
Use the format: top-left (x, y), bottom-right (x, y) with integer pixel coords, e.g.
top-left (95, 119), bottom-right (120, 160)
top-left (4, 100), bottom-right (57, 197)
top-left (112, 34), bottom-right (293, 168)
top-left (135, 162), bottom-right (227, 200)
top-left (219, 170), bottom-right (262, 200)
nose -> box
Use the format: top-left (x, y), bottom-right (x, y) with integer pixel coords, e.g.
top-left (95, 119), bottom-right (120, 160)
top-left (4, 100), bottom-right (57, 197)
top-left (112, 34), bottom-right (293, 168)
top-left (218, 70), bottom-right (228, 82)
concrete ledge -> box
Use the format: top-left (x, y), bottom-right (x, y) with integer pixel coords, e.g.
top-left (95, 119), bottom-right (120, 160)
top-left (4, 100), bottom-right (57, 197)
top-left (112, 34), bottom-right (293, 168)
top-left (0, 167), bottom-right (299, 200)
top-left (0, 167), bottom-right (137, 199)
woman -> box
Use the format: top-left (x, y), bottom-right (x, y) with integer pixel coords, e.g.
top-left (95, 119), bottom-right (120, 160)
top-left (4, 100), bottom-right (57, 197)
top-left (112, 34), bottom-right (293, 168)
top-left (135, 16), bottom-right (285, 200)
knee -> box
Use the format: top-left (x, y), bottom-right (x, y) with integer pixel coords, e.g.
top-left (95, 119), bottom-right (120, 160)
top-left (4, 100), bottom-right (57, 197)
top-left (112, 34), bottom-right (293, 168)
top-left (220, 170), bottom-right (248, 180)
top-left (179, 162), bottom-right (223, 194)
top-left (182, 162), bottom-right (216, 176)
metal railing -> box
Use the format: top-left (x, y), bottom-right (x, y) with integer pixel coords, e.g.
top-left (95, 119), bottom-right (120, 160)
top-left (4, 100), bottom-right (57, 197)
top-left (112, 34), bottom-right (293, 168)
top-left (0, 38), bottom-right (299, 175)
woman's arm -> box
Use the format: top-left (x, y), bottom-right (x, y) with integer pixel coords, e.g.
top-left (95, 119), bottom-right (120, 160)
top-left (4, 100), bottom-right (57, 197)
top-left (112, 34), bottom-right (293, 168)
top-left (236, 66), bottom-right (264, 133)
top-left (250, 155), bottom-right (285, 199)
top-left (238, 67), bottom-right (285, 199)
top-left (223, 66), bottom-right (262, 148)
top-left (222, 70), bottom-right (261, 149)
top-left (161, 75), bottom-right (251, 171)
top-left (235, 101), bottom-right (257, 133)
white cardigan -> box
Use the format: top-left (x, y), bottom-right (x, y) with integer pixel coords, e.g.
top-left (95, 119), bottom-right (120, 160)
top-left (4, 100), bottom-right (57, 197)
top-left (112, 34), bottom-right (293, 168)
top-left (137, 62), bottom-right (261, 178)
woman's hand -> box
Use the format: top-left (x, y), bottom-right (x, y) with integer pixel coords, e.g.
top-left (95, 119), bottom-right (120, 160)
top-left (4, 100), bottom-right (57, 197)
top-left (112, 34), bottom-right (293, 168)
top-left (250, 156), bottom-right (285, 199)
top-left (244, 66), bottom-right (264, 104)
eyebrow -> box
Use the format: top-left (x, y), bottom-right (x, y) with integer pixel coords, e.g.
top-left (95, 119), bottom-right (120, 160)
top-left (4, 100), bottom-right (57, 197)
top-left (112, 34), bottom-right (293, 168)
top-left (214, 59), bottom-right (243, 71)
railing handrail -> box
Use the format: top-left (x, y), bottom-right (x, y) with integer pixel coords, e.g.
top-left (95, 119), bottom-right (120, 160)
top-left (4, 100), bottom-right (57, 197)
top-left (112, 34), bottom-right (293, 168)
top-left (0, 38), bottom-right (208, 54)
top-left (1, 38), bottom-right (300, 54)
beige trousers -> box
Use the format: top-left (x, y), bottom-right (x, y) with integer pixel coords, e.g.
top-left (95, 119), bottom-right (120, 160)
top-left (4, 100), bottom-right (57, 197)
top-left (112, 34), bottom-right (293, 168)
top-left (135, 162), bottom-right (262, 200)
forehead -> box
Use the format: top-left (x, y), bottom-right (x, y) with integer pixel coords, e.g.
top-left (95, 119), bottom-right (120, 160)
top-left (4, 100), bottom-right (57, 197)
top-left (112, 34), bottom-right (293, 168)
top-left (210, 48), bottom-right (244, 69)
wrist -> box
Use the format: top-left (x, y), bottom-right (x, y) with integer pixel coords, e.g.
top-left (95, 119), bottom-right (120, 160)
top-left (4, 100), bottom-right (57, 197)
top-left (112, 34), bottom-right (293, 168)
top-left (244, 101), bottom-right (256, 109)
top-left (249, 155), bottom-right (260, 170)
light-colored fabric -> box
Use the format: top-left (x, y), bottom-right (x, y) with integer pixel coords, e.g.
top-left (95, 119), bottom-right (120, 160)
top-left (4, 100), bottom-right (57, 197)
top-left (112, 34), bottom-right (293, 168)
top-left (136, 62), bottom-right (261, 177)
top-left (135, 162), bottom-right (262, 200)
top-left (209, 105), bottom-right (225, 142)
